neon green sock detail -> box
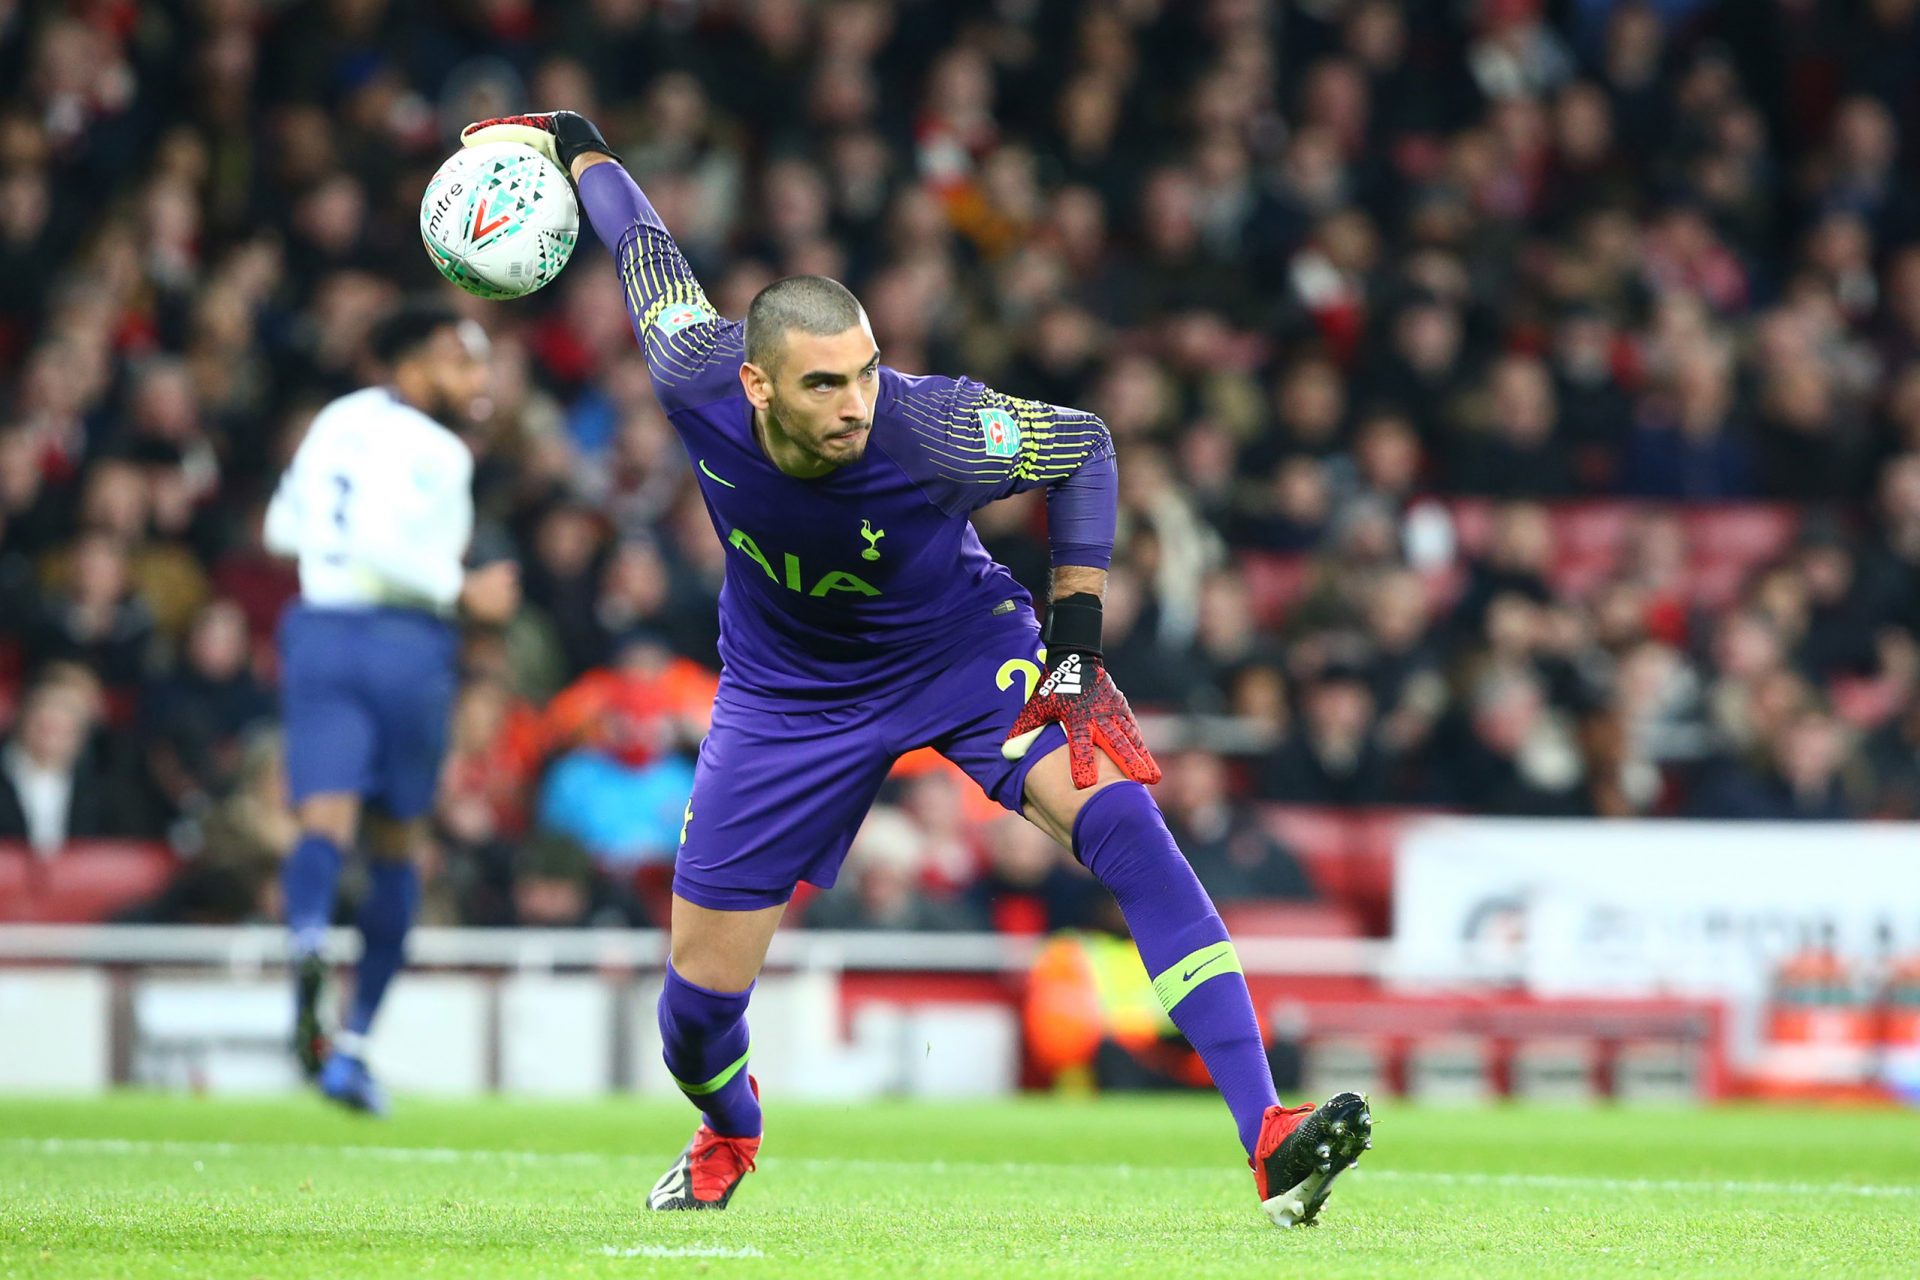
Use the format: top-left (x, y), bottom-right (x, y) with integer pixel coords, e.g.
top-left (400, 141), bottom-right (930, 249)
top-left (672, 1047), bottom-right (750, 1097)
top-left (1150, 941), bottom-right (1243, 1014)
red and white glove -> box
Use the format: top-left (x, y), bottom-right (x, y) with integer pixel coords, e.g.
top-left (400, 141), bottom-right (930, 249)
top-left (1001, 594), bottom-right (1161, 790)
top-left (458, 110), bottom-right (618, 173)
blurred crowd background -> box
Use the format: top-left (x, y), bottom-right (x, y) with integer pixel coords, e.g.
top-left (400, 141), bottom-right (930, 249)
top-left (6, 0), bottom-right (1920, 933)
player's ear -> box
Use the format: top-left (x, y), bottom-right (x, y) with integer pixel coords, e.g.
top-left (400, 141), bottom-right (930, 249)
top-left (739, 361), bottom-right (774, 410)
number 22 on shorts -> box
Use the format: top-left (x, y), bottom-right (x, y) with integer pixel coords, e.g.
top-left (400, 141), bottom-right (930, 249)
top-left (996, 654), bottom-right (1045, 702)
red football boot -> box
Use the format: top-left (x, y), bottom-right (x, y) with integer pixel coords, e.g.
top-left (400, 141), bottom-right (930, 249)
top-left (1250, 1092), bottom-right (1374, 1228)
top-left (647, 1078), bottom-right (762, 1211)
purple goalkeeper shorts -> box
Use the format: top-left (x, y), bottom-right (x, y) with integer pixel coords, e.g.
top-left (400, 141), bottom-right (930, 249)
top-left (672, 610), bottom-right (1068, 911)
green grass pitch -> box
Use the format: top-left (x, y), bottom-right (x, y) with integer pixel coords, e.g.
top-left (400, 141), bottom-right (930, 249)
top-left (4, 1094), bottom-right (1917, 1277)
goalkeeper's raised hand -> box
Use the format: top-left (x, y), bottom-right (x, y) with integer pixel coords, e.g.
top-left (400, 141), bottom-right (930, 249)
top-left (1002, 593), bottom-right (1161, 790)
top-left (459, 110), bottom-right (619, 176)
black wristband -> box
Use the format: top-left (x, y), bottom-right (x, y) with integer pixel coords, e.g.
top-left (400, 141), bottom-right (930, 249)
top-left (1044, 592), bottom-right (1103, 661)
top-left (553, 111), bottom-right (620, 169)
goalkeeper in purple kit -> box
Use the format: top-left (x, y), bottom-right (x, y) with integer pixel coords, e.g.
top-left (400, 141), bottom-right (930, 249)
top-left (459, 111), bottom-right (1373, 1227)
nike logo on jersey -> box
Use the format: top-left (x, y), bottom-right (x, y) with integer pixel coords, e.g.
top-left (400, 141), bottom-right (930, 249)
top-left (1182, 953), bottom-right (1226, 983)
top-left (470, 197), bottom-right (510, 242)
top-left (1037, 653), bottom-right (1085, 698)
top-left (699, 458), bottom-right (737, 489)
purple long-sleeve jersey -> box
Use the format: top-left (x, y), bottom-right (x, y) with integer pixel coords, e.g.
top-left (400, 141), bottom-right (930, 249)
top-left (578, 163), bottom-right (1118, 708)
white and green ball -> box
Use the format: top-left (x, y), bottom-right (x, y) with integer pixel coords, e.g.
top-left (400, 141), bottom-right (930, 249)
top-left (419, 141), bottom-right (578, 300)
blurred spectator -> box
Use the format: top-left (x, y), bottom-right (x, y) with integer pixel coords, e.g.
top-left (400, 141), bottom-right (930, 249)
top-left (1161, 750), bottom-right (1314, 901)
top-left (1259, 659), bottom-right (1395, 807)
top-left (964, 814), bottom-right (1099, 937)
top-left (1451, 355), bottom-right (1576, 497)
top-left (123, 728), bottom-right (295, 924)
top-left (805, 806), bottom-right (980, 932)
top-left (522, 502), bottom-right (610, 676)
top-left (1364, 571), bottom-right (1449, 757)
top-left (1792, 527), bottom-right (1890, 682)
top-left (1433, 666), bottom-right (1586, 814)
top-left (1547, 304), bottom-right (1632, 489)
top-left (0, 679), bottom-right (119, 854)
top-left (1099, 566), bottom-right (1195, 709)
top-left (1574, 699), bottom-right (1662, 817)
top-left (1868, 696), bottom-right (1920, 817)
top-left (504, 832), bottom-right (644, 928)
top-left (897, 768), bottom-right (985, 893)
top-left (1023, 899), bottom-right (1195, 1094)
top-left (1186, 571), bottom-right (1285, 710)
top-left (538, 628), bottom-right (714, 764)
top-left (1692, 707), bottom-right (1862, 820)
top-left (27, 530), bottom-right (156, 696)
top-left (534, 632), bottom-right (706, 869)
top-left (1623, 342), bottom-right (1756, 498)
top-left (438, 676), bottom-right (541, 848)
top-left (141, 600), bottom-right (273, 820)
top-left (1451, 503), bottom-right (1556, 640)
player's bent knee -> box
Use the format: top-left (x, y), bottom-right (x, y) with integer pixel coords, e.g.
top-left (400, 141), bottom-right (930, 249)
top-left (297, 793), bottom-right (361, 848)
top-left (1020, 749), bottom-right (1132, 849)
top-left (668, 895), bottom-right (785, 993)
top-left (363, 814), bottom-right (426, 863)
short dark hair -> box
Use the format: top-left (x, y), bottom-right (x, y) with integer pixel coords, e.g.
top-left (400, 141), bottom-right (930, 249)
top-left (744, 275), bottom-right (865, 371)
top-left (370, 298), bottom-right (465, 366)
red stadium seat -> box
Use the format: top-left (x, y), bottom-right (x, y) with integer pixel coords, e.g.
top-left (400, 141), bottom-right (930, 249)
top-left (0, 846), bottom-right (33, 922)
top-left (1676, 505), bottom-right (1802, 610)
top-left (1443, 499), bottom-right (1497, 558)
top-left (1682, 505), bottom-right (1801, 564)
top-left (627, 863), bottom-right (676, 928)
top-left (1544, 499), bottom-right (1637, 598)
top-left (1349, 812), bottom-right (1420, 933)
top-left (1238, 553), bottom-right (1315, 628)
top-left (25, 842), bottom-right (178, 924)
top-left (1553, 553), bottom-right (1618, 601)
top-left (1418, 563), bottom-right (1468, 611)
top-left (1556, 502), bottom-right (1634, 563)
top-left (1830, 675), bottom-right (1905, 730)
top-left (1258, 806), bottom-right (1357, 900)
top-left (0, 635), bottom-right (22, 730)
top-left (1684, 558), bottom-right (1755, 610)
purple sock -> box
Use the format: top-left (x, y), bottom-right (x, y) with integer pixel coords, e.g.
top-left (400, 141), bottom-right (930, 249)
top-left (1073, 781), bottom-right (1280, 1155)
top-left (345, 860), bottom-right (418, 1037)
top-left (658, 963), bottom-right (761, 1138)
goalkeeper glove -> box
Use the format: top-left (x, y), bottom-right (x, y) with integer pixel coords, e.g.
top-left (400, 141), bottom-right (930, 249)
top-left (1002, 593), bottom-right (1162, 790)
top-left (459, 110), bottom-right (619, 175)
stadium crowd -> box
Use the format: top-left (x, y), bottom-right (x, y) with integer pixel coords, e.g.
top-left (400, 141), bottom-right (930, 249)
top-left (5, 0), bottom-right (1920, 930)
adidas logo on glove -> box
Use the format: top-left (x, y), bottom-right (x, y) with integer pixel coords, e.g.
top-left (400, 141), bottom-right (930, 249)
top-left (1038, 653), bottom-right (1086, 698)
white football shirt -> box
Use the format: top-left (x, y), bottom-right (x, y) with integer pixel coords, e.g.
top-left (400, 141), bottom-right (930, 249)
top-left (265, 387), bottom-right (474, 612)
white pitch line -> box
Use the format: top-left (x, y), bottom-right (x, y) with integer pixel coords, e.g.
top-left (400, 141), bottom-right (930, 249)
top-left (8, 1137), bottom-right (1918, 1201)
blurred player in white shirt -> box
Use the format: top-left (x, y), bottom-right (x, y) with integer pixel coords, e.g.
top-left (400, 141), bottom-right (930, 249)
top-left (266, 299), bottom-right (518, 1114)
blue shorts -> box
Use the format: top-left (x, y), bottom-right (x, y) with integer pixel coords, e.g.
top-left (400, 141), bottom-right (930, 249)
top-left (673, 610), bottom-right (1067, 911)
top-left (277, 604), bottom-right (458, 821)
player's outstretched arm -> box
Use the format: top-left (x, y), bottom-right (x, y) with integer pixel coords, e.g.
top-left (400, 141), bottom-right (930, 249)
top-left (460, 111), bottom-right (735, 398)
top-left (882, 374), bottom-right (1158, 788)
